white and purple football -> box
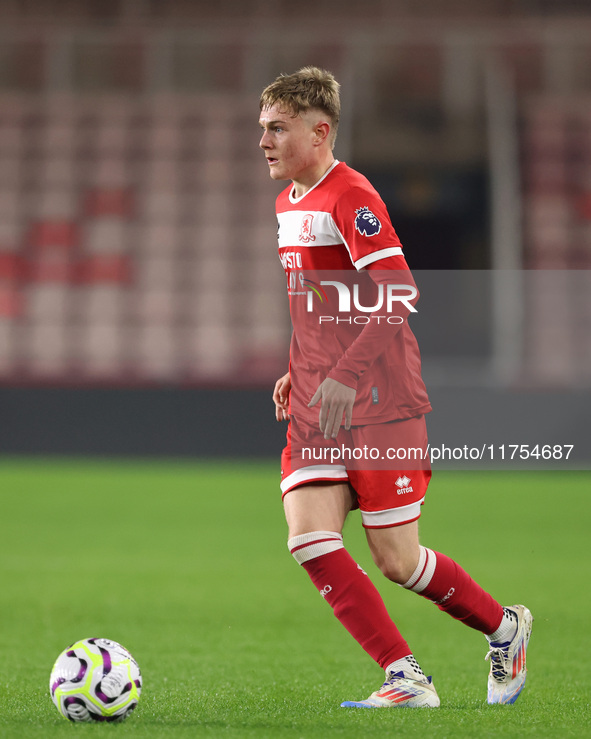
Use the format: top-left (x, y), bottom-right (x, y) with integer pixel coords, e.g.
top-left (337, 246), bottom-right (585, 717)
top-left (49, 637), bottom-right (142, 722)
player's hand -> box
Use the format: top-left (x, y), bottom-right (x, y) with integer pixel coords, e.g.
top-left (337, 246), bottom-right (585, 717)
top-left (308, 378), bottom-right (356, 439)
top-left (273, 372), bottom-right (291, 421)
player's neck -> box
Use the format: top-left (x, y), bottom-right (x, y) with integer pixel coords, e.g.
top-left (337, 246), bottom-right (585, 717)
top-left (291, 156), bottom-right (336, 199)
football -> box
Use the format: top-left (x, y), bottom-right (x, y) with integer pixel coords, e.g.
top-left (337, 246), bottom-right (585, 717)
top-left (49, 637), bottom-right (142, 722)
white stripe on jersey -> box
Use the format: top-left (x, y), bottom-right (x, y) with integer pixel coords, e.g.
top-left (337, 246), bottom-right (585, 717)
top-left (277, 210), bottom-right (404, 270)
top-left (355, 247), bottom-right (404, 270)
top-left (277, 210), bottom-right (342, 249)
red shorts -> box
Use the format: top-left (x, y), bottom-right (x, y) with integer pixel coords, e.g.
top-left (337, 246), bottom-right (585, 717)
top-left (280, 414), bottom-right (431, 529)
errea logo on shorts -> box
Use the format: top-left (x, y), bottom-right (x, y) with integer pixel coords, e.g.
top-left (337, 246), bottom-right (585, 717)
top-left (395, 476), bottom-right (413, 494)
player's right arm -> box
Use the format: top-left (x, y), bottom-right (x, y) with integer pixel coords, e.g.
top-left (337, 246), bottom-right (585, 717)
top-left (273, 372), bottom-right (291, 421)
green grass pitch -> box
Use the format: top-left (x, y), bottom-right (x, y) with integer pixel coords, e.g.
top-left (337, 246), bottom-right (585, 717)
top-left (0, 459), bottom-right (589, 738)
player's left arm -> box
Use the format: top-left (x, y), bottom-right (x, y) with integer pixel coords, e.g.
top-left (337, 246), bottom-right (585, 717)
top-left (309, 185), bottom-right (419, 438)
top-left (326, 260), bottom-right (418, 386)
top-left (309, 261), bottom-right (417, 438)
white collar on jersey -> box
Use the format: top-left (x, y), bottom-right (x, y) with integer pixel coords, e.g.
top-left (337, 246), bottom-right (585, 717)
top-left (288, 160), bottom-right (340, 204)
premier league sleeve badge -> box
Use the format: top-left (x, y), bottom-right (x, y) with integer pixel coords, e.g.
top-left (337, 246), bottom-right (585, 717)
top-left (354, 206), bottom-right (382, 237)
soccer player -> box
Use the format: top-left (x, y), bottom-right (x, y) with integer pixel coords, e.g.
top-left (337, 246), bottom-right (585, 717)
top-left (259, 67), bottom-right (532, 708)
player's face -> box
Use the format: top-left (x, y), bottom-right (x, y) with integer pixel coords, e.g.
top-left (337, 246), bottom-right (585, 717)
top-left (259, 104), bottom-right (323, 186)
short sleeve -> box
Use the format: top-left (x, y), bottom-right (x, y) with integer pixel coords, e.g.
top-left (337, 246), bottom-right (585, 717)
top-left (332, 185), bottom-right (404, 270)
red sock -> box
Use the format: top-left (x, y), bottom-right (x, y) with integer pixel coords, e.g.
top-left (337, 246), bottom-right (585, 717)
top-left (288, 531), bottom-right (410, 669)
top-left (402, 546), bottom-right (503, 634)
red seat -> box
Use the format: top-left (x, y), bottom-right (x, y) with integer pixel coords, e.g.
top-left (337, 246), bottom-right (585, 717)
top-left (27, 220), bottom-right (79, 250)
top-left (76, 254), bottom-right (133, 284)
top-left (0, 252), bottom-right (21, 281)
top-left (24, 253), bottom-right (75, 283)
top-left (0, 285), bottom-right (22, 317)
top-left (576, 193), bottom-right (591, 221)
top-left (84, 188), bottom-right (135, 218)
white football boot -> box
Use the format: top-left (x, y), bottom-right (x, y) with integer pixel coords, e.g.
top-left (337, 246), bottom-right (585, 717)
top-left (341, 669), bottom-right (440, 708)
top-left (485, 604), bottom-right (533, 705)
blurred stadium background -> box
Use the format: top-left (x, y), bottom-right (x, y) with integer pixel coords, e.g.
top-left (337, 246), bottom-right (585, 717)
top-left (0, 0), bottom-right (589, 460)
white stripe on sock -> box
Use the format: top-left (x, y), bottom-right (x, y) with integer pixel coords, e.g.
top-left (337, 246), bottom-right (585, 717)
top-left (401, 546), bottom-right (437, 593)
top-left (288, 531), bottom-right (344, 565)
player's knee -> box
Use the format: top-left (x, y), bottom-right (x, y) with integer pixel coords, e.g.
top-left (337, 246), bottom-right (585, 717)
top-left (287, 531), bottom-right (344, 565)
top-left (372, 551), bottom-right (417, 584)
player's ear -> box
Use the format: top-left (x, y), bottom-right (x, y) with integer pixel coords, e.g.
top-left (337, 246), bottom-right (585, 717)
top-left (313, 121), bottom-right (331, 146)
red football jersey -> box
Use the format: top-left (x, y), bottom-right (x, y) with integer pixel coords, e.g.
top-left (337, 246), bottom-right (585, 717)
top-left (277, 161), bottom-right (431, 425)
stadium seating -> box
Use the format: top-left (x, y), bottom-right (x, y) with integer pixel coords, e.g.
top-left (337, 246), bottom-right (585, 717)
top-left (521, 97), bottom-right (591, 384)
top-left (0, 10), bottom-right (589, 388)
top-left (0, 91), bottom-right (286, 384)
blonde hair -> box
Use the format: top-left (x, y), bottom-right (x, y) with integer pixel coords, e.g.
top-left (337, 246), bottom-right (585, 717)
top-left (260, 66), bottom-right (341, 147)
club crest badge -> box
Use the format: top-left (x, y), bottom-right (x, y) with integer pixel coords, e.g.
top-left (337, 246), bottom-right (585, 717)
top-left (299, 213), bottom-right (316, 243)
top-left (354, 206), bottom-right (382, 237)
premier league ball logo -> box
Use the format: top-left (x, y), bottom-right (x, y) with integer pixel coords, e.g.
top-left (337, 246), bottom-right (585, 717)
top-left (354, 206), bottom-right (382, 237)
